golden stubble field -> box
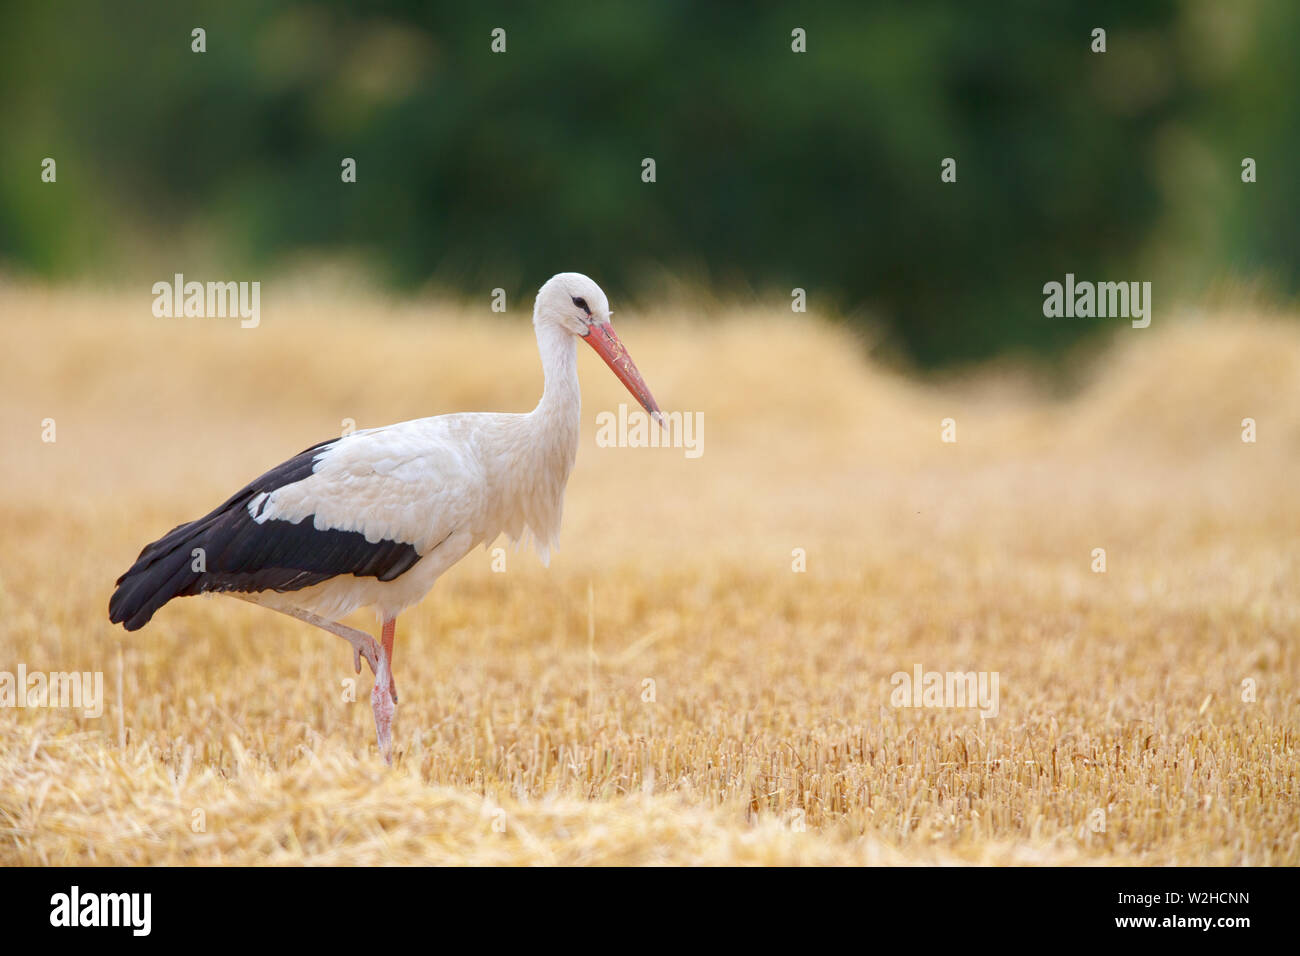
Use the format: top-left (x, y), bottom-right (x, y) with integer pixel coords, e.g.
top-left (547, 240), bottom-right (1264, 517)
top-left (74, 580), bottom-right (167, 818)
top-left (0, 279), bottom-right (1296, 865)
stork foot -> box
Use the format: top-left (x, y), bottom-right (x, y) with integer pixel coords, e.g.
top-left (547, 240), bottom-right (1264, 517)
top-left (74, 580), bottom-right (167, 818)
top-left (351, 636), bottom-right (382, 678)
top-left (261, 602), bottom-right (384, 679)
top-left (371, 654), bottom-right (396, 766)
top-left (246, 599), bottom-right (397, 763)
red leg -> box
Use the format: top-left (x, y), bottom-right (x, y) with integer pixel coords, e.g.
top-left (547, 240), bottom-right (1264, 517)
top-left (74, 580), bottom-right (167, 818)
top-left (381, 617), bottom-right (397, 703)
top-left (363, 616), bottom-right (397, 765)
top-left (369, 617), bottom-right (399, 765)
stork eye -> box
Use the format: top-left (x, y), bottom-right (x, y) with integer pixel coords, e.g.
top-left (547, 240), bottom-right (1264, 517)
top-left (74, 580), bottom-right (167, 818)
top-left (572, 296), bottom-right (591, 315)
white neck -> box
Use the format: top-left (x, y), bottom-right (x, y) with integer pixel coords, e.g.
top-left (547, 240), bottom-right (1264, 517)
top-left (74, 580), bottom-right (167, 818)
top-left (533, 319), bottom-right (581, 424)
top-left (498, 320), bottom-right (579, 563)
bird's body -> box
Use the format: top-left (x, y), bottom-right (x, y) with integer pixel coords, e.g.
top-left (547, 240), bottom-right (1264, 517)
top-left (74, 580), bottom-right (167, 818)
top-left (240, 413), bottom-right (566, 624)
top-left (109, 273), bottom-right (661, 761)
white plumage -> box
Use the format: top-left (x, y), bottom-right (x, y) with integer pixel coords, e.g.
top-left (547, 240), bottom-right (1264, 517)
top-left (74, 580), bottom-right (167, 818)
top-left (110, 272), bottom-right (662, 762)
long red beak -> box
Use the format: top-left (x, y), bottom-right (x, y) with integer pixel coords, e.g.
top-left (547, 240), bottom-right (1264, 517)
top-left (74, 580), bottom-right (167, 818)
top-left (582, 320), bottom-right (663, 423)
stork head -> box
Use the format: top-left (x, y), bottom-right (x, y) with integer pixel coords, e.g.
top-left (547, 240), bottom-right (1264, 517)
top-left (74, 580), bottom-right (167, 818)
top-left (535, 272), bottom-right (662, 422)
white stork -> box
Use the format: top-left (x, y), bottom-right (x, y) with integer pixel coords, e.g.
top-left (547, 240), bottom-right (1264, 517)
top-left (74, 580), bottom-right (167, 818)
top-left (109, 273), bottom-right (661, 763)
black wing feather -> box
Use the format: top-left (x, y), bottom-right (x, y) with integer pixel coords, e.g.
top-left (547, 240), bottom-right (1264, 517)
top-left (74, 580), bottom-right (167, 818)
top-left (108, 439), bottom-right (422, 631)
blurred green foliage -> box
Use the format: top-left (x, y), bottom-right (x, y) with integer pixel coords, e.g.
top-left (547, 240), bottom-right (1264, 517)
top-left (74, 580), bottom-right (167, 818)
top-left (1, 1), bottom-right (1297, 366)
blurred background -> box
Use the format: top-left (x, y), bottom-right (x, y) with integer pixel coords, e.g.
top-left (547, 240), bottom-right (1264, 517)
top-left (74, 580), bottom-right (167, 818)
top-left (3, 2), bottom-right (1299, 866)
top-left (1, 0), bottom-right (1297, 367)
